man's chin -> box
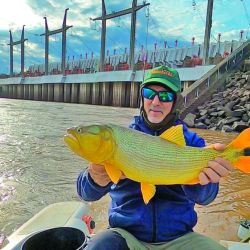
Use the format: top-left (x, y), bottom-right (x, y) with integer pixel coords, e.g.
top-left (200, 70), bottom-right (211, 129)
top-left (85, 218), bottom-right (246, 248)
top-left (148, 116), bottom-right (164, 124)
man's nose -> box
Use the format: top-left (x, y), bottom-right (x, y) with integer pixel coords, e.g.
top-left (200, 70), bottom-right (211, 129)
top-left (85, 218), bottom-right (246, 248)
top-left (152, 94), bottom-right (161, 105)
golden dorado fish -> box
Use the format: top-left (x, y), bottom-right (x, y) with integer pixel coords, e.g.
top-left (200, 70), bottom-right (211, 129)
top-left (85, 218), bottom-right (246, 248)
top-left (64, 124), bottom-right (250, 204)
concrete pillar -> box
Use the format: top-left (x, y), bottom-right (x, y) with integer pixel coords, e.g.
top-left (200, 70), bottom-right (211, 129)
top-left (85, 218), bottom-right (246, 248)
top-left (130, 82), bottom-right (140, 108)
top-left (24, 85), bottom-right (29, 99)
top-left (0, 85), bottom-right (9, 98)
top-left (54, 84), bottom-right (64, 102)
top-left (101, 82), bottom-right (111, 105)
top-left (9, 85), bottom-right (13, 98)
top-left (42, 84), bottom-right (48, 101)
top-left (124, 83), bottom-right (131, 107)
top-left (48, 84), bottom-right (54, 101)
top-left (13, 85), bottom-right (17, 99)
top-left (79, 83), bottom-right (92, 104)
top-left (71, 83), bottom-right (79, 103)
top-left (34, 84), bottom-right (42, 101)
top-left (64, 84), bottom-right (71, 103)
top-left (112, 82), bottom-right (126, 107)
top-left (29, 85), bottom-right (34, 100)
top-left (92, 83), bottom-right (101, 105)
top-left (17, 84), bottom-right (23, 99)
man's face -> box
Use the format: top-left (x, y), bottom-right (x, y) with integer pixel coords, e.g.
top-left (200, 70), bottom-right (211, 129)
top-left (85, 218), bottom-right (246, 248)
top-left (143, 85), bottom-right (174, 124)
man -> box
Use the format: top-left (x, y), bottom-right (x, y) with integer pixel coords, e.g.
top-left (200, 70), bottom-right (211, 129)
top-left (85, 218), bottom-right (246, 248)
top-left (77, 66), bottom-right (232, 250)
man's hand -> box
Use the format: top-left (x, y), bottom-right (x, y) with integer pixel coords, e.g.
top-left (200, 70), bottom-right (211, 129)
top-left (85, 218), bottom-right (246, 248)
top-left (199, 143), bottom-right (234, 185)
top-left (88, 163), bottom-right (126, 187)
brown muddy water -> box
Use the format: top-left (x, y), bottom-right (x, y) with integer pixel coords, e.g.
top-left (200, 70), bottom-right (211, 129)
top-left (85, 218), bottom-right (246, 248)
top-left (0, 98), bottom-right (249, 246)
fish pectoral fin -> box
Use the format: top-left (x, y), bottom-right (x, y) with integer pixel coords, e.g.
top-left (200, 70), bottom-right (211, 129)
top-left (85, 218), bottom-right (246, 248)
top-left (141, 183), bottom-right (156, 204)
top-left (104, 163), bottom-right (122, 184)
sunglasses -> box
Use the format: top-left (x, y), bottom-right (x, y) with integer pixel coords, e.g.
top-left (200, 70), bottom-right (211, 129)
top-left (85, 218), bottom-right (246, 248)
top-left (142, 87), bottom-right (175, 102)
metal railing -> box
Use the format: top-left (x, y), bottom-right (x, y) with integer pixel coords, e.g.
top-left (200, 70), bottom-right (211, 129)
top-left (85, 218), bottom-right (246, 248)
top-left (181, 39), bottom-right (250, 111)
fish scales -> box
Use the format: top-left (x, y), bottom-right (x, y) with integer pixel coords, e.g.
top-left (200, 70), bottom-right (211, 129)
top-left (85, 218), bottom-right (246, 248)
top-left (110, 125), bottom-right (219, 184)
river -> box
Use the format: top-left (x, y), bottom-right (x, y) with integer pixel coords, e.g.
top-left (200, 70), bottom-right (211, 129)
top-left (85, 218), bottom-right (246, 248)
top-left (0, 98), bottom-right (249, 246)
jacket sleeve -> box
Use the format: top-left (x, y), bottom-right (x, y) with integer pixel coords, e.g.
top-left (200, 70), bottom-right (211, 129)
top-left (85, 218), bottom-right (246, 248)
top-left (182, 183), bottom-right (219, 205)
top-left (181, 122), bottom-right (219, 205)
top-left (77, 170), bottom-right (112, 201)
top-left (182, 123), bottom-right (205, 148)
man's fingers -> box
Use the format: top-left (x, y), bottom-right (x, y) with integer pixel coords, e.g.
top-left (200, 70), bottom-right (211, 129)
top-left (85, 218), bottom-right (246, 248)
top-left (199, 172), bottom-right (210, 185)
top-left (207, 160), bottom-right (230, 177)
top-left (213, 158), bottom-right (234, 171)
top-left (202, 167), bottom-right (221, 183)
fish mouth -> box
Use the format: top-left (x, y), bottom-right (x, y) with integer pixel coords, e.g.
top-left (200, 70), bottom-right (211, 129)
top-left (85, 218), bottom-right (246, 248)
top-left (64, 128), bottom-right (82, 156)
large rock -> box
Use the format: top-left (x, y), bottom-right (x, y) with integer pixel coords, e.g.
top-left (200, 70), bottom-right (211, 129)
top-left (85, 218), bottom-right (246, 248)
top-left (200, 110), bottom-right (208, 116)
top-left (225, 100), bottom-right (240, 110)
top-left (236, 79), bottom-right (246, 87)
top-left (195, 115), bottom-right (207, 123)
top-left (194, 123), bottom-right (208, 129)
top-left (221, 125), bottom-right (234, 133)
top-left (204, 119), bottom-right (211, 125)
top-left (245, 104), bottom-right (250, 110)
top-left (233, 105), bottom-right (244, 110)
top-left (197, 105), bottom-right (206, 111)
top-left (207, 108), bottom-right (217, 114)
top-left (231, 109), bottom-right (245, 117)
top-left (217, 110), bottom-right (226, 117)
top-left (227, 80), bottom-right (237, 88)
top-left (210, 112), bottom-right (219, 117)
top-left (232, 122), bottom-right (249, 132)
top-left (183, 113), bottom-right (196, 127)
top-left (224, 117), bottom-right (241, 125)
top-left (242, 114), bottom-right (249, 122)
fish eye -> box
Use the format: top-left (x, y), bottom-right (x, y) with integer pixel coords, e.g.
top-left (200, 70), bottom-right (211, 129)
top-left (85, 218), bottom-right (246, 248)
top-left (76, 127), bottom-right (82, 133)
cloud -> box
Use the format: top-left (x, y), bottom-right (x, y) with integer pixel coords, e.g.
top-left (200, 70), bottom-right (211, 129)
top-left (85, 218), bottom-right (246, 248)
top-left (0, 0), bottom-right (42, 30)
top-left (0, 0), bottom-right (249, 74)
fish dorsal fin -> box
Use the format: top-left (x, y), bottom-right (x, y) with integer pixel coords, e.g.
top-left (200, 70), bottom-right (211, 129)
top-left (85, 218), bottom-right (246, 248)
top-left (105, 163), bottom-right (122, 184)
top-left (159, 125), bottom-right (186, 147)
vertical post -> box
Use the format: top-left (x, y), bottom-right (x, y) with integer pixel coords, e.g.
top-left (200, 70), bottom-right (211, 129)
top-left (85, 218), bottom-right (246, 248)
top-left (129, 0), bottom-right (137, 70)
top-left (202, 0), bottom-right (214, 65)
top-left (9, 31), bottom-right (13, 77)
top-left (240, 30), bottom-right (244, 40)
top-left (8, 26), bottom-right (28, 77)
top-left (62, 8), bottom-right (69, 75)
top-left (100, 0), bottom-right (106, 72)
top-left (20, 25), bottom-right (25, 77)
top-left (44, 17), bottom-right (49, 75)
top-left (93, 1), bottom-right (149, 71)
top-left (192, 37), bottom-right (195, 46)
top-left (41, 8), bottom-right (72, 76)
top-left (217, 33), bottom-right (221, 54)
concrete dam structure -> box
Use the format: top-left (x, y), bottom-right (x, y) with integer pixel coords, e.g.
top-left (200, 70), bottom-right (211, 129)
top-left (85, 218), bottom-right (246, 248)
top-left (0, 66), bottom-right (214, 108)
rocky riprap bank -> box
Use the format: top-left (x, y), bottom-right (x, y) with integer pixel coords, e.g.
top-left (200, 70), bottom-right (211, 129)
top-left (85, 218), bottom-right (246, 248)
top-left (184, 70), bottom-right (250, 133)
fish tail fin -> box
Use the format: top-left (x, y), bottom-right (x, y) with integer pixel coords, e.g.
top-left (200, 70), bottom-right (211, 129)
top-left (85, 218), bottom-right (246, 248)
top-left (227, 128), bottom-right (250, 173)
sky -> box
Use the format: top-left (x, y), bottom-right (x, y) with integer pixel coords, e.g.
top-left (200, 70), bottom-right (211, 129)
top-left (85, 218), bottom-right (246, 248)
top-left (0, 0), bottom-right (249, 74)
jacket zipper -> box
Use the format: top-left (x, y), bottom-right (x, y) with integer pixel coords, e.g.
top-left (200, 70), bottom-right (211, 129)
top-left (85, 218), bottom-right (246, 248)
top-left (152, 200), bottom-right (156, 242)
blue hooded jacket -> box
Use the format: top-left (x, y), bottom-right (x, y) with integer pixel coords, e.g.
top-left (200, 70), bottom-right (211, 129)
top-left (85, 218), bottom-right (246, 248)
top-left (77, 116), bottom-right (219, 243)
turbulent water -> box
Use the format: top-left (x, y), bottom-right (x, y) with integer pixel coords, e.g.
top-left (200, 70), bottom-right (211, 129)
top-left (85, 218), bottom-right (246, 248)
top-left (0, 98), bottom-right (249, 246)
